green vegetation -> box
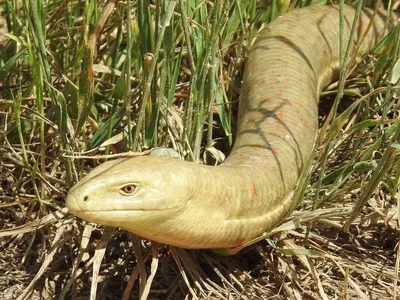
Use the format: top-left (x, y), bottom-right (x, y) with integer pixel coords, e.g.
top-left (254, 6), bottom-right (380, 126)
top-left (0, 0), bottom-right (399, 299)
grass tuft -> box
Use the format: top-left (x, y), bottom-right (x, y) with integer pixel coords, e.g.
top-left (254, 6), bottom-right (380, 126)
top-left (0, 0), bottom-right (399, 299)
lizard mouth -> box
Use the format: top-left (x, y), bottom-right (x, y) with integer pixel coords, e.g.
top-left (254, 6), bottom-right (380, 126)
top-left (66, 194), bottom-right (179, 213)
top-left (68, 208), bottom-right (176, 213)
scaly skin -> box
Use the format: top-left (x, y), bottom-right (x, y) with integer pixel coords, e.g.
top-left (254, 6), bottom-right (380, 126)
top-left (66, 5), bottom-right (398, 251)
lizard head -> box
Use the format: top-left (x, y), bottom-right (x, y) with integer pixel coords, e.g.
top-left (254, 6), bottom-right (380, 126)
top-left (66, 156), bottom-right (198, 240)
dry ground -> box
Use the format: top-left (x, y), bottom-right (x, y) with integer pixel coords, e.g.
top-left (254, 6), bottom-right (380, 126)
top-left (1, 1), bottom-right (400, 299)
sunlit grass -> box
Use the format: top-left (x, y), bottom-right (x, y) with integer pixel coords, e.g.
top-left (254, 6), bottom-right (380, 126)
top-left (0, 0), bottom-right (399, 298)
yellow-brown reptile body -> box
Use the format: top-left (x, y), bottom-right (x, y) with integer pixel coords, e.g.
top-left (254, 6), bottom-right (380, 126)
top-left (66, 5), bottom-right (399, 250)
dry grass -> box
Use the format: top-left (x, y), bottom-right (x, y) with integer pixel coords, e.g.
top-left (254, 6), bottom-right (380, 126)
top-left (1, 0), bottom-right (400, 299)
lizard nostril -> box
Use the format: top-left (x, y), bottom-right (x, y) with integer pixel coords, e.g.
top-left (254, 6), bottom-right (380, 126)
top-left (83, 196), bottom-right (89, 202)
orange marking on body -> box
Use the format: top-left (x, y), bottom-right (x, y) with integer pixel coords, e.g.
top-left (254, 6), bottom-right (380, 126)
top-left (276, 110), bottom-right (285, 119)
top-left (251, 180), bottom-right (258, 197)
top-left (357, 17), bottom-right (364, 37)
top-left (271, 146), bottom-right (281, 156)
top-left (247, 117), bottom-right (255, 124)
top-left (248, 78), bottom-right (262, 88)
top-left (261, 98), bottom-right (272, 104)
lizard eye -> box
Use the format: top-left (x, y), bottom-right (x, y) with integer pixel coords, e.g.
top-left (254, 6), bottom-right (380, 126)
top-left (120, 184), bottom-right (137, 195)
